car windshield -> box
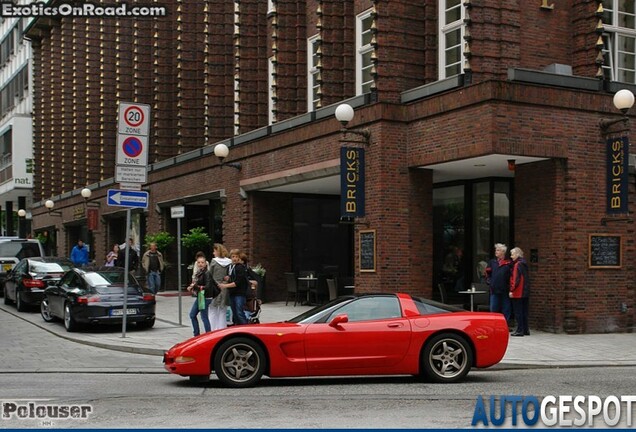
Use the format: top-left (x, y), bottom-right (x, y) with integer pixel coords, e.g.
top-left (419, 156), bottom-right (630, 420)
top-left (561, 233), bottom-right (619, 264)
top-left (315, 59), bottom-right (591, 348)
top-left (30, 262), bottom-right (73, 274)
top-left (286, 296), bottom-right (357, 324)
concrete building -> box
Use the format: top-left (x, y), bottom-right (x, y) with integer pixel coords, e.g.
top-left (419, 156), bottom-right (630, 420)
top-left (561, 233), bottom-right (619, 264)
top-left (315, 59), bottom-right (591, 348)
top-left (25, 1), bottom-right (635, 333)
top-left (0, 12), bottom-right (33, 238)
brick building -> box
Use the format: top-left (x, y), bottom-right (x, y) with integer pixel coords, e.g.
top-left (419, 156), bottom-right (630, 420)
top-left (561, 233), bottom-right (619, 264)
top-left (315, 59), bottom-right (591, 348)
top-left (26, 0), bottom-right (635, 333)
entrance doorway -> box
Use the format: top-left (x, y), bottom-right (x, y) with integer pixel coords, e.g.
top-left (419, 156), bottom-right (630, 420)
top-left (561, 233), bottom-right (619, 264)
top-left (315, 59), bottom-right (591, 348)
top-left (433, 180), bottom-right (512, 303)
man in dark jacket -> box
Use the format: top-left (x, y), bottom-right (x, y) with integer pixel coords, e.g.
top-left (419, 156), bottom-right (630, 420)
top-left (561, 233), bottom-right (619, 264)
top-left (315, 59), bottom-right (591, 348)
top-left (117, 238), bottom-right (139, 272)
top-left (485, 243), bottom-right (512, 322)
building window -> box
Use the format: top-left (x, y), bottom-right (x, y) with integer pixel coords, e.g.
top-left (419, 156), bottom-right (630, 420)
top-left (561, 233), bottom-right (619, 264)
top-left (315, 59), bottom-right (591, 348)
top-left (268, 56), bottom-right (275, 124)
top-left (356, 9), bottom-right (374, 95)
top-left (307, 35), bottom-right (320, 111)
top-left (602, 0), bottom-right (636, 83)
top-left (438, 0), bottom-right (464, 79)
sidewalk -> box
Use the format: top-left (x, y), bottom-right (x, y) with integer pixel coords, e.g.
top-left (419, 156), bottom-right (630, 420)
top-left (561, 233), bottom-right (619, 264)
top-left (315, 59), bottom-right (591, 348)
top-left (2, 293), bottom-right (636, 368)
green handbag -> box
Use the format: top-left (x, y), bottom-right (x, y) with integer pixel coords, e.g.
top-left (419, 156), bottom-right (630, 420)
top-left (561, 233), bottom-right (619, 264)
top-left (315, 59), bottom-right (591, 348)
top-left (197, 288), bottom-right (206, 311)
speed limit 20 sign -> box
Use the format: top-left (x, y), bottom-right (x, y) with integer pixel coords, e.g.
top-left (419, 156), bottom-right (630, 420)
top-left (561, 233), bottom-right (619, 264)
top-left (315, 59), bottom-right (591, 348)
top-left (118, 102), bottom-right (150, 136)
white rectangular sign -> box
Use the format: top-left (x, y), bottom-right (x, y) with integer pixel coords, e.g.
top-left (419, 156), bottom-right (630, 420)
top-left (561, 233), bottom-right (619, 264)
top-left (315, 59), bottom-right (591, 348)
top-left (116, 134), bottom-right (149, 167)
top-left (171, 205), bottom-right (185, 219)
top-left (118, 102), bottom-right (151, 136)
top-left (115, 164), bottom-right (147, 184)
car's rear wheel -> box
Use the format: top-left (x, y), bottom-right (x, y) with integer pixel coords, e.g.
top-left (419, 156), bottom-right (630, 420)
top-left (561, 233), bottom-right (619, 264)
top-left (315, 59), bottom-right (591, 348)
top-left (137, 318), bottom-right (155, 329)
top-left (41, 297), bottom-right (54, 322)
top-left (213, 337), bottom-right (266, 388)
top-left (3, 285), bottom-right (10, 305)
top-left (16, 291), bottom-right (27, 312)
top-left (422, 333), bottom-right (472, 383)
top-left (64, 303), bottom-right (79, 332)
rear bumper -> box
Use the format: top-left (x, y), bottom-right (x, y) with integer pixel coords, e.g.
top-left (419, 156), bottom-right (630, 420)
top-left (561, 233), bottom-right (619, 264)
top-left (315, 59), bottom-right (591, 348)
top-left (20, 290), bottom-right (45, 305)
top-left (71, 303), bottom-right (156, 325)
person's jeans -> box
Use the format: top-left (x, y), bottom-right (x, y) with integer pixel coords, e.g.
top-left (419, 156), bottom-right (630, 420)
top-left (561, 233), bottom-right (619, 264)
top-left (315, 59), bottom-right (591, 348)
top-left (230, 295), bottom-right (248, 325)
top-left (189, 298), bottom-right (212, 336)
top-left (490, 293), bottom-right (511, 322)
top-left (147, 271), bottom-right (161, 294)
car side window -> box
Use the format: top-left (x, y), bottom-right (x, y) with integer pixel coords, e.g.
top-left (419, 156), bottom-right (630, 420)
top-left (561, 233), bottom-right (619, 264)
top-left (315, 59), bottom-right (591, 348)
top-left (327, 296), bottom-right (401, 322)
top-left (60, 272), bottom-right (75, 287)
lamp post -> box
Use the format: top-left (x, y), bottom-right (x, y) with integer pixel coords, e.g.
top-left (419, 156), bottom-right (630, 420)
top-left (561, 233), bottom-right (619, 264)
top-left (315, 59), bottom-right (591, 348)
top-left (213, 143), bottom-right (242, 170)
top-left (335, 103), bottom-right (370, 145)
top-left (599, 89), bottom-right (635, 132)
top-left (17, 209), bottom-right (27, 238)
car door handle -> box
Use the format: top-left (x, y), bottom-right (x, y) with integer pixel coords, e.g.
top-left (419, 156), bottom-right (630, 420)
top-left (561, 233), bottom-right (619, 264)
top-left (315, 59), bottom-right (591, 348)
top-left (387, 322), bottom-right (404, 328)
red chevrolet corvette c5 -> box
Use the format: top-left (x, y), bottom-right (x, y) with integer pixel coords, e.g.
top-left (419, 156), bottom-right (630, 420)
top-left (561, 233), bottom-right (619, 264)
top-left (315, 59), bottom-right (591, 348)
top-left (163, 293), bottom-right (509, 387)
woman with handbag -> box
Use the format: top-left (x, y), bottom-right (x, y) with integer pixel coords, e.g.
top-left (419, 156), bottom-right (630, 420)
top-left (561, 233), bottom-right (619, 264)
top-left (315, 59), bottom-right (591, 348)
top-left (187, 255), bottom-right (213, 336)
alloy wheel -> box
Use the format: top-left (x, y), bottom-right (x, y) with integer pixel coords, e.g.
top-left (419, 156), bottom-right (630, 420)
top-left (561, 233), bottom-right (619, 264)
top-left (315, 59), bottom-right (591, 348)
top-left (213, 337), bottom-right (266, 388)
top-left (41, 298), bottom-right (53, 322)
top-left (422, 333), bottom-right (472, 383)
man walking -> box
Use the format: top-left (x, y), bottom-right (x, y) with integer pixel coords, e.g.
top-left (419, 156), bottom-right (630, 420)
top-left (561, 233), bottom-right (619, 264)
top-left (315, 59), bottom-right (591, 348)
top-left (142, 242), bottom-right (164, 294)
top-left (70, 239), bottom-right (89, 267)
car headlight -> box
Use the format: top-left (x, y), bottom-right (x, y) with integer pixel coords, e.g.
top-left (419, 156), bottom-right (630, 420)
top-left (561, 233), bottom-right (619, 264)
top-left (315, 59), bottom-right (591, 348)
top-left (174, 356), bottom-right (195, 363)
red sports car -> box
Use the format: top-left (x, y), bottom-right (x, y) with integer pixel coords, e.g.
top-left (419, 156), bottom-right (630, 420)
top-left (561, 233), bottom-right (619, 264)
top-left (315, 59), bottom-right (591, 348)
top-left (163, 293), bottom-right (509, 387)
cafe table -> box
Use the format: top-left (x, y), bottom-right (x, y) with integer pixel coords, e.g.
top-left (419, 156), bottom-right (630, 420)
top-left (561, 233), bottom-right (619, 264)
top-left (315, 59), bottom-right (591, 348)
top-left (297, 275), bottom-right (318, 304)
top-left (457, 289), bottom-right (487, 312)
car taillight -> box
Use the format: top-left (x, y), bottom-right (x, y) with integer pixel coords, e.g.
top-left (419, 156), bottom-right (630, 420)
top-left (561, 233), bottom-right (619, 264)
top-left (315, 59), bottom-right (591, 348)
top-left (77, 295), bottom-right (101, 304)
top-left (23, 279), bottom-right (46, 289)
top-left (143, 293), bottom-right (155, 301)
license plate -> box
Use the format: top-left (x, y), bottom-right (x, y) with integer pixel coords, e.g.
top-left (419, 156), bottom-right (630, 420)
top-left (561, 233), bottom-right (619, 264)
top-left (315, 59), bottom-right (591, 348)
top-left (2, 264), bottom-right (13, 272)
top-left (110, 308), bottom-right (138, 316)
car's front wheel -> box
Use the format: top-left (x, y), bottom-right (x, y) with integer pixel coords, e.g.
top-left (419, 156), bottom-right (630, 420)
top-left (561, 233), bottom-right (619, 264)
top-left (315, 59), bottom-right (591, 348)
top-left (213, 337), bottom-right (266, 388)
top-left (422, 333), bottom-right (473, 383)
top-left (41, 297), bottom-right (54, 322)
top-left (64, 303), bottom-right (79, 332)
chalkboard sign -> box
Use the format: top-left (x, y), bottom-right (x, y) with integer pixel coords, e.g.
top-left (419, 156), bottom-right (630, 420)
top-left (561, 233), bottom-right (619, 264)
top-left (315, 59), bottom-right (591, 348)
top-left (589, 234), bottom-right (622, 269)
top-left (359, 230), bottom-right (376, 272)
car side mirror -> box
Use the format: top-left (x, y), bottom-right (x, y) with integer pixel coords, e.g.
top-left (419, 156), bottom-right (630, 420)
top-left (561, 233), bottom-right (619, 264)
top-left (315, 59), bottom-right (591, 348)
top-left (329, 314), bottom-right (349, 328)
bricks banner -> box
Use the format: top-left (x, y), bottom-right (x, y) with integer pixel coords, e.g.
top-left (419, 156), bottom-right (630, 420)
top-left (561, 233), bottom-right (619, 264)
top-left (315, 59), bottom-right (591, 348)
top-left (340, 147), bottom-right (365, 218)
top-left (606, 136), bottom-right (629, 214)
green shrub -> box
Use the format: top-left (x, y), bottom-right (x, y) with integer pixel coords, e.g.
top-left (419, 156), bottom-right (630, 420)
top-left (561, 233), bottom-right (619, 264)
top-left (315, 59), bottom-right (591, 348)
top-left (181, 227), bottom-right (212, 251)
top-left (144, 231), bottom-right (175, 252)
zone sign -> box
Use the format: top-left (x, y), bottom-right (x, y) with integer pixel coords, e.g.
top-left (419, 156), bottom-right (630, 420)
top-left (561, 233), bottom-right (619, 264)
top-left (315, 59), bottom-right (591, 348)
top-left (116, 134), bottom-right (149, 166)
top-left (118, 102), bottom-right (150, 136)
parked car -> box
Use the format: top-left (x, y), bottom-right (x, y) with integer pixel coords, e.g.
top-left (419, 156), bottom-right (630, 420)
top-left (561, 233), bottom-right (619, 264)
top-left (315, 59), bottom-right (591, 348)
top-left (40, 267), bottom-right (156, 332)
top-left (0, 238), bottom-right (45, 296)
top-left (3, 257), bottom-right (74, 311)
top-left (163, 293), bottom-right (509, 387)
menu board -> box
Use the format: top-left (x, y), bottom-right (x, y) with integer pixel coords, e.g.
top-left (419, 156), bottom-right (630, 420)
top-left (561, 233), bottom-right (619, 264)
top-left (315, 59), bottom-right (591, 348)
top-left (359, 230), bottom-right (376, 272)
top-left (589, 234), bottom-right (622, 269)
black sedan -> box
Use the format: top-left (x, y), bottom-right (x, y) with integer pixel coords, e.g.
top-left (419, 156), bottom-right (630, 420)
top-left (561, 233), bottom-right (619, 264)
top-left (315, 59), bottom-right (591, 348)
top-left (40, 267), bottom-right (156, 332)
top-left (3, 257), bottom-right (74, 312)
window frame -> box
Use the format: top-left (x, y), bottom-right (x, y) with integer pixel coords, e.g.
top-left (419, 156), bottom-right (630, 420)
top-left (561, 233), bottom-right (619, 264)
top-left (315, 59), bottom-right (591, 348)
top-left (307, 35), bottom-right (320, 112)
top-left (438, 0), bottom-right (465, 80)
top-left (355, 9), bottom-right (375, 95)
top-left (602, 1), bottom-right (636, 84)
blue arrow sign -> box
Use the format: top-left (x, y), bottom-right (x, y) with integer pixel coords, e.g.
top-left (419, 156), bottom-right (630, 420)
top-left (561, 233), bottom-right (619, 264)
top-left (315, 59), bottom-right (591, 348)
top-left (107, 189), bottom-right (149, 208)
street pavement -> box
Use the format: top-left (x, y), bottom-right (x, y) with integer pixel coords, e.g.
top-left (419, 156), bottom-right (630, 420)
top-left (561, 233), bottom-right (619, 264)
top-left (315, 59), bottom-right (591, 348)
top-left (1, 292), bottom-right (635, 369)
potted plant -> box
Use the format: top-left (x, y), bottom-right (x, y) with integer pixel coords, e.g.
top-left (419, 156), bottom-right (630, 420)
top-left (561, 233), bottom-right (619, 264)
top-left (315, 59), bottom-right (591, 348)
top-left (180, 227), bottom-right (212, 252)
top-left (144, 231), bottom-right (175, 253)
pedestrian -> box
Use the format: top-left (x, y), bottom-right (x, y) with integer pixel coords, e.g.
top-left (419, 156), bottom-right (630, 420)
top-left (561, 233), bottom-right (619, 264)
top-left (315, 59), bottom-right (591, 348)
top-left (485, 243), bottom-right (512, 323)
top-left (509, 247), bottom-right (530, 337)
top-left (104, 243), bottom-right (119, 267)
top-left (191, 250), bottom-right (210, 281)
top-left (207, 243), bottom-right (232, 330)
top-left (187, 254), bottom-right (213, 336)
top-left (117, 238), bottom-right (139, 272)
top-left (218, 249), bottom-right (249, 326)
top-left (142, 242), bottom-right (165, 294)
top-left (70, 239), bottom-right (89, 267)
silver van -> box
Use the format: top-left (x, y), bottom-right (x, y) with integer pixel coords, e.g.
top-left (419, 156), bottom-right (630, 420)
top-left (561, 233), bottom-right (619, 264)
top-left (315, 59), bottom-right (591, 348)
top-left (0, 238), bottom-right (45, 295)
